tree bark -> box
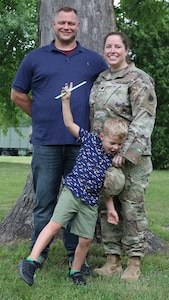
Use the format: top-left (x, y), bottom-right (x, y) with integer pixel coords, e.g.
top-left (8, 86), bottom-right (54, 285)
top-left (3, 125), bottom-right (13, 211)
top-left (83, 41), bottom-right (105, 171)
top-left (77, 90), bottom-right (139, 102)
top-left (38, 0), bottom-right (116, 53)
top-left (0, 0), bottom-right (168, 254)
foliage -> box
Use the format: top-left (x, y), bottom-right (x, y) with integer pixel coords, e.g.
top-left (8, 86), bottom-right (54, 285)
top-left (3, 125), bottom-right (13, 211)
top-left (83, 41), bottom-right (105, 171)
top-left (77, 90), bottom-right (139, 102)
top-left (115, 0), bottom-right (169, 169)
top-left (0, 0), bottom-right (38, 132)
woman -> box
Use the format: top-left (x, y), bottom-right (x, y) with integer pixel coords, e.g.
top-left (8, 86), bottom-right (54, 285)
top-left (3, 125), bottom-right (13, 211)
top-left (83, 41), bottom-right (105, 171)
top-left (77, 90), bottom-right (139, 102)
top-left (90, 32), bottom-right (157, 282)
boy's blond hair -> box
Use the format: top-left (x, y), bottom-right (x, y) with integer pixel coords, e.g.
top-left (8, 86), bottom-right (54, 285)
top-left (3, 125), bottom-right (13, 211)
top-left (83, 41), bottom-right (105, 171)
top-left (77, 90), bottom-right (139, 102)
top-left (102, 117), bottom-right (128, 139)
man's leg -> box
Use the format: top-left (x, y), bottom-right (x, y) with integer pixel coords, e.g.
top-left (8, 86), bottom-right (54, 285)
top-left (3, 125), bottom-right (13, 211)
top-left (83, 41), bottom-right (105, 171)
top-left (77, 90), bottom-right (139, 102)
top-left (31, 145), bottom-right (64, 262)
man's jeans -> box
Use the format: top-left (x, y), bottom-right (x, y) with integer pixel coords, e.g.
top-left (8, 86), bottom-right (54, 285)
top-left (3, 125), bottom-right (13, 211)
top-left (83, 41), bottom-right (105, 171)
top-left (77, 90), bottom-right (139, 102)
top-left (31, 144), bottom-right (80, 258)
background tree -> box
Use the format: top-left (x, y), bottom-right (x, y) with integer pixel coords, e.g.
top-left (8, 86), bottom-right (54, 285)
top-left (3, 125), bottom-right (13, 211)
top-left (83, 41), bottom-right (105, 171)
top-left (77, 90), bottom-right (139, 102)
top-left (0, 0), bottom-right (38, 132)
top-left (114, 0), bottom-right (169, 169)
top-left (38, 0), bottom-right (116, 52)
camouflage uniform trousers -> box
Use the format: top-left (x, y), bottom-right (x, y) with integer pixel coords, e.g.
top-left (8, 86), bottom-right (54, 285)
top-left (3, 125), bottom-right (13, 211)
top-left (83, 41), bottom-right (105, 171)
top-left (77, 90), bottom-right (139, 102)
top-left (98, 156), bottom-right (153, 257)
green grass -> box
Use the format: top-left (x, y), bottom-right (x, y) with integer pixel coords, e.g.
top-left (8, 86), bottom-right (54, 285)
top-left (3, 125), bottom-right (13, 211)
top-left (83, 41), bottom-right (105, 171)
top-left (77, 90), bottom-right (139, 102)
top-left (145, 170), bottom-right (169, 244)
top-left (0, 156), bottom-right (32, 221)
top-left (0, 157), bottom-right (169, 300)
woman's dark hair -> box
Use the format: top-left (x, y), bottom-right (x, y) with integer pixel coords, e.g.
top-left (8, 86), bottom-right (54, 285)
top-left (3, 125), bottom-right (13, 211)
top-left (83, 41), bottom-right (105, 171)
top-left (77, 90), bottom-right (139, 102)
top-left (103, 31), bottom-right (130, 50)
top-left (104, 32), bottom-right (131, 63)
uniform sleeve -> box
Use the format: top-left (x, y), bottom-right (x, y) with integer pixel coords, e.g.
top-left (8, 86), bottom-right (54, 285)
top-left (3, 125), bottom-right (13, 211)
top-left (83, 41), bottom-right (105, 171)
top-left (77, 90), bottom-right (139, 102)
top-left (119, 75), bottom-right (157, 164)
top-left (89, 78), bottom-right (100, 130)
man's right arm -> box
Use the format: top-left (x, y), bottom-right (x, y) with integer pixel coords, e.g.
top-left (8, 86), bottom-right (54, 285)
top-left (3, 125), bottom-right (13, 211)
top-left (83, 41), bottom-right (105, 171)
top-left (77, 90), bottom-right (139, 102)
top-left (11, 89), bottom-right (32, 117)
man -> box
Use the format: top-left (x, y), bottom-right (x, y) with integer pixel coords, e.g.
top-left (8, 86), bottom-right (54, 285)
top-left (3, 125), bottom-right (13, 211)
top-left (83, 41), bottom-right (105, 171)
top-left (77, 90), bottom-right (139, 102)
top-left (11, 6), bottom-right (108, 274)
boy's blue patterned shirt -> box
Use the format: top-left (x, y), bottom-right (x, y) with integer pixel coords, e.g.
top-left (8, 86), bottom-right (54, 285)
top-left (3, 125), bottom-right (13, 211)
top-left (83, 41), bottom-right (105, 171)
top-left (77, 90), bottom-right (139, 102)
top-left (63, 128), bottom-right (112, 206)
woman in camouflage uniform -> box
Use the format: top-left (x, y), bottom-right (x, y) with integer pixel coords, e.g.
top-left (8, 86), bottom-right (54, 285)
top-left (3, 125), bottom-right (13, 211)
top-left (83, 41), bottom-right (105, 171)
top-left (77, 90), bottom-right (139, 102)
top-left (90, 32), bottom-right (157, 282)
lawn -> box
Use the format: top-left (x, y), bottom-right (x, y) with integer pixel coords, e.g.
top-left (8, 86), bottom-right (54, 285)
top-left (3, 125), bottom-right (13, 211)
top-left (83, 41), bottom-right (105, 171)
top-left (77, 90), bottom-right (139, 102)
top-left (0, 157), bottom-right (169, 300)
top-left (0, 156), bottom-right (32, 220)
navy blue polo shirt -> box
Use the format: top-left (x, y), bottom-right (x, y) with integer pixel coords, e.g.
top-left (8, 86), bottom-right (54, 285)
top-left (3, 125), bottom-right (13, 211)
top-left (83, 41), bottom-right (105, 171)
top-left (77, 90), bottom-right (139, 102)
top-left (12, 41), bottom-right (108, 145)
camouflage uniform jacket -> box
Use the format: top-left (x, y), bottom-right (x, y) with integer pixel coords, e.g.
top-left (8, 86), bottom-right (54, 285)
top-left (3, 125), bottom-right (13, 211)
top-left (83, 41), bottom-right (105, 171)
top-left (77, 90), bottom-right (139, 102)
top-left (90, 63), bottom-right (157, 164)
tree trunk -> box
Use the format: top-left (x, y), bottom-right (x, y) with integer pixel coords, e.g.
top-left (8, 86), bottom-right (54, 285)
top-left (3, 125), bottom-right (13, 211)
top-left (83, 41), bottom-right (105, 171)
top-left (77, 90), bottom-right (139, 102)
top-left (38, 0), bottom-right (116, 53)
top-left (0, 0), bottom-right (168, 254)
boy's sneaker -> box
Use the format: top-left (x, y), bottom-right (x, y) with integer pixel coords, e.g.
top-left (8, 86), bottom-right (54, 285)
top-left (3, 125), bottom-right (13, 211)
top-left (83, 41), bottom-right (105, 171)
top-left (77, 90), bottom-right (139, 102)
top-left (69, 272), bottom-right (87, 286)
top-left (19, 259), bottom-right (40, 286)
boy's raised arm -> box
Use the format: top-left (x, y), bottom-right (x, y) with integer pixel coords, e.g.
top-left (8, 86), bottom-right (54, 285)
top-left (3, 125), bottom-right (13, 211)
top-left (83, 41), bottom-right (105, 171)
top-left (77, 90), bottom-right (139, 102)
top-left (61, 82), bottom-right (80, 139)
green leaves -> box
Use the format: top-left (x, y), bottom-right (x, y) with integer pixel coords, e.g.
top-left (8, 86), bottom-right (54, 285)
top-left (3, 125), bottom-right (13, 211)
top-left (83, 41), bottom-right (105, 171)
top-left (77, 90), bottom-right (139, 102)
top-left (0, 0), bottom-right (38, 128)
top-left (115, 0), bottom-right (169, 169)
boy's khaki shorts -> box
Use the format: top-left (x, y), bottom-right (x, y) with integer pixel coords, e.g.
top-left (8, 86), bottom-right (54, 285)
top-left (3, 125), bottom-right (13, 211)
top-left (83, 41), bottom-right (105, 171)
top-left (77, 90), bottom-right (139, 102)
top-left (51, 186), bottom-right (98, 239)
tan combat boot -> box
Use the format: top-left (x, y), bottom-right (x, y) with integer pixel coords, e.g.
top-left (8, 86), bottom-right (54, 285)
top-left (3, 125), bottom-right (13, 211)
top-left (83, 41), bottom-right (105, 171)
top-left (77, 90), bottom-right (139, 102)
top-left (121, 256), bottom-right (141, 282)
top-left (93, 254), bottom-right (122, 276)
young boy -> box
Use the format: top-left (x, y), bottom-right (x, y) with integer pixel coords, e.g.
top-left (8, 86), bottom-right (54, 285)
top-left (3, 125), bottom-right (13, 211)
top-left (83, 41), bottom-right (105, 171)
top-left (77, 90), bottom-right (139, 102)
top-left (19, 83), bottom-right (128, 286)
